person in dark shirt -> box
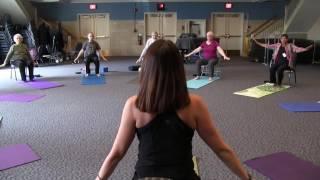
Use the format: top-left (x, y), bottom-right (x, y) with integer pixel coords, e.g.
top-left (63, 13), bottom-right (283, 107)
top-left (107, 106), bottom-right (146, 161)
top-left (252, 33), bottom-right (313, 86)
top-left (74, 32), bottom-right (107, 77)
top-left (95, 40), bottom-right (251, 180)
top-left (0, 33), bottom-right (34, 82)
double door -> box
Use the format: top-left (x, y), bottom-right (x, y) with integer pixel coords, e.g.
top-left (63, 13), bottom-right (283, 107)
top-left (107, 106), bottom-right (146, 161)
top-left (78, 13), bottom-right (110, 55)
top-left (212, 13), bottom-right (244, 55)
top-left (144, 12), bottom-right (177, 43)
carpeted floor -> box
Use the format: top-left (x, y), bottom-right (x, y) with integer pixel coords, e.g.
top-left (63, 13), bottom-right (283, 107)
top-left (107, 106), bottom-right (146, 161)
top-left (0, 57), bottom-right (319, 180)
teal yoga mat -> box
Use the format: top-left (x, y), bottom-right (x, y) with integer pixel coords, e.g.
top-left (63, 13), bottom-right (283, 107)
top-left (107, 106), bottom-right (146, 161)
top-left (187, 77), bottom-right (220, 89)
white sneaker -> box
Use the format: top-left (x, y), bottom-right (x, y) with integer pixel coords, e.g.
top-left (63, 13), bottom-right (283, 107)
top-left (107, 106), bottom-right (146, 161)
top-left (85, 74), bottom-right (89, 77)
top-left (194, 76), bottom-right (200, 80)
top-left (208, 77), bottom-right (213, 81)
top-left (96, 74), bottom-right (100, 77)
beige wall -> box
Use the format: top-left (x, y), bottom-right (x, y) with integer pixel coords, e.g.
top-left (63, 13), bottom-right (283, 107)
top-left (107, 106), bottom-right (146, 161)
top-left (0, 0), bottom-right (28, 24)
top-left (58, 19), bottom-right (284, 56)
top-left (308, 16), bottom-right (320, 40)
top-left (109, 20), bottom-right (144, 56)
top-left (60, 20), bottom-right (145, 56)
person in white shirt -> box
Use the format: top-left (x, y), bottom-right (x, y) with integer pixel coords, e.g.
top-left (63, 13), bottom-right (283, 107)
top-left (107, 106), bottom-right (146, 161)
top-left (136, 32), bottom-right (158, 64)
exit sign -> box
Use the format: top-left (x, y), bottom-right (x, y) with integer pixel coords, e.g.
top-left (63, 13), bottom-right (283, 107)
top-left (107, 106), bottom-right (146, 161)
top-left (89, 3), bottom-right (97, 10)
top-left (225, 2), bottom-right (232, 9)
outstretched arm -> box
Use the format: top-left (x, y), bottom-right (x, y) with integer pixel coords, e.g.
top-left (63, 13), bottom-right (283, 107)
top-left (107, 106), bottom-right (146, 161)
top-left (185, 46), bottom-right (202, 57)
top-left (0, 46), bottom-right (14, 68)
top-left (74, 49), bottom-right (84, 63)
top-left (98, 49), bottom-right (108, 61)
top-left (96, 97), bottom-right (136, 180)
top-left (217, 46), bottom-right (230, 60)
top-left (251, 36), bottom-right (268, 48)
top-left (193, 95), bottom-right (250, 180)
top-left (137, 39), bottom-right (153, 63)
top-left (292, 44), bottom-right (314, 53)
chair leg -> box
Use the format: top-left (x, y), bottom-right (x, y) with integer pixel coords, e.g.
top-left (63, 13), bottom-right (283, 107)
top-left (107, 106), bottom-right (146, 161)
top-left (14, 67), bottom-right (17, 80)
top-left (294, 71), bottom-right (296, 85)
top-left (288, 72), bottom-right (291, 85)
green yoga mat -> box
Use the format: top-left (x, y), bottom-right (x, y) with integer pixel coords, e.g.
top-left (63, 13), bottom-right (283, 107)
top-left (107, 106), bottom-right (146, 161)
top-left (234, 83), bottom-right (290, 98)
top-left (187, 77), bottom-right (220, 89)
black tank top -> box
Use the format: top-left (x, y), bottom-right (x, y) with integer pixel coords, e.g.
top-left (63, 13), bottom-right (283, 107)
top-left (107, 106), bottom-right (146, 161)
top-left (134, 111), bottom-right (199, 180)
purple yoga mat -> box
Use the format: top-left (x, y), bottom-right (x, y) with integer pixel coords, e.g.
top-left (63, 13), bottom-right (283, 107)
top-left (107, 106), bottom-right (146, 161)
top-left (22, 80), bottom-right (64, 90)
top-left (0, 144), bottom-right (41, 171)
top-left (0, 93), bottom-right (45, 102)
top-left (245, 152), bottom-right (320, 180)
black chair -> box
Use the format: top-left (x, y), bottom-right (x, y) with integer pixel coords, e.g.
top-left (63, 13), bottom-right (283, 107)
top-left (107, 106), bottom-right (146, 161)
top-left (284, 60), bottom-right (297, 86)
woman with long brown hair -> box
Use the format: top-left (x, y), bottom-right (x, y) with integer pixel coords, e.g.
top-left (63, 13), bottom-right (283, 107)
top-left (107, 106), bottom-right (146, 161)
top-left (96, 40), bottom-right (251, 180)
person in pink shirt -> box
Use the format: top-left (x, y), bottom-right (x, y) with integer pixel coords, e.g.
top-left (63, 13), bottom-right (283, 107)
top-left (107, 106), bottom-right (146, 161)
top-left (252, 34), bottom-right (313, 86)
top-left (185, 31), bottom-right (230, 81)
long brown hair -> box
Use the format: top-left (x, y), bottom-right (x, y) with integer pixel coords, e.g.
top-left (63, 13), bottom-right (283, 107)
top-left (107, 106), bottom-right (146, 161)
top-left (136, 39), bottom-right (190, 113)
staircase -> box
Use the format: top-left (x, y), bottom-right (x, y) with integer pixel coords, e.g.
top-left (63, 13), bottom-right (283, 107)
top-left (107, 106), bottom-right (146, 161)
top-left (284, 0), bottom-right (320, 38)
top-left (0, 28), bottom-right (11, 64)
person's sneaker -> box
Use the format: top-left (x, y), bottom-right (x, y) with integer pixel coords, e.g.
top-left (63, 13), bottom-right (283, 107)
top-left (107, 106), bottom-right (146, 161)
top-left (96, 74), bottom-right (100, 77)
top-left (194, 76), bottom-right (200, 80)
top-left (208, 77), bottom-right (213, 81)
top-left (85, 74), bottom-right (89, 77)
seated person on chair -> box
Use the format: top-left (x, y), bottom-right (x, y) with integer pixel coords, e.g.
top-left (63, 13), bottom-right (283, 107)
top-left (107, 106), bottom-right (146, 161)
top-left (185, 31), bottom-right (230, 81)
top-left (0, 33), bottom-right (34, 82)
top-left (252, 33), bottom-right (313, 86)
top-left (95, 40), bottom-right (251, 180)
top-left (73, 32), bottom-right (107, 77)
top-left (136, 32), bottom-right (158, 64)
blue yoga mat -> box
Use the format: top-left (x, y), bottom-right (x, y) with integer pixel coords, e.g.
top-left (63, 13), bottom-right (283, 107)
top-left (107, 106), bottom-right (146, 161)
top-left (187, 77), bottom-right (220, 89)
top-left (280, 103), bottom-right (320, 112)
top-left (80, 75), bottom-right (106, 85)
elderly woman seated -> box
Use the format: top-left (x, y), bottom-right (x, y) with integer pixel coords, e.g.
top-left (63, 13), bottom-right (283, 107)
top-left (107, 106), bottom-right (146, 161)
top-left (0, 33), bottom-right (34, 82)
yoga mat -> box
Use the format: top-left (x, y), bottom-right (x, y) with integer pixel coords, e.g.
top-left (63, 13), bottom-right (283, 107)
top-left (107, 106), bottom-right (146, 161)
top-left (245, 152), bottom-right (320, 180)
top-left (81, 75), bottom-right (106, 85)
top-left (0, 144), bottom-right (41, 171)
top-left (0, 93), bottom-right (45, 102)
top-left (187, 77), bottom-right (220, 89)
top-left (280, 103), bottom-right (320, 112)
top-left (234, 83), bottom-right (290, 98)
top-left (22, 80), bottom-right (64, 90)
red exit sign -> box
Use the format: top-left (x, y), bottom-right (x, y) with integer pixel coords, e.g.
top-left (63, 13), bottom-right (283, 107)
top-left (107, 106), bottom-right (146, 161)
top-left (89, 3), bottom-right (97, 10)
top-left (225, 2), bottom-right (232, 9)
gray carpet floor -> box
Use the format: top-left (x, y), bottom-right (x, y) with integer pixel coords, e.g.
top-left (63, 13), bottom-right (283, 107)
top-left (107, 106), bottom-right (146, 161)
top-left (0, 57), bottom-right (319, 180)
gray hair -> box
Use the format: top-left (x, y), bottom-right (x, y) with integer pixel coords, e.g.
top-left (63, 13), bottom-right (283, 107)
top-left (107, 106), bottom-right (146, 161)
top-left (13, 33), bottom-right (23, 41)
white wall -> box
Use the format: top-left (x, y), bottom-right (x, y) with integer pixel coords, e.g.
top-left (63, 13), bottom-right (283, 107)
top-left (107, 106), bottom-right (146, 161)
top-left (0, 0), bottom-right (29, 24)
top-left (308, 16), bottom-right (320, 40)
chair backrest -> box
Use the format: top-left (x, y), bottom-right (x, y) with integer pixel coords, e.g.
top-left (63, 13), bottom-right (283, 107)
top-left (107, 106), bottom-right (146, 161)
top-left (75, 42), bottom-right (83, 52)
